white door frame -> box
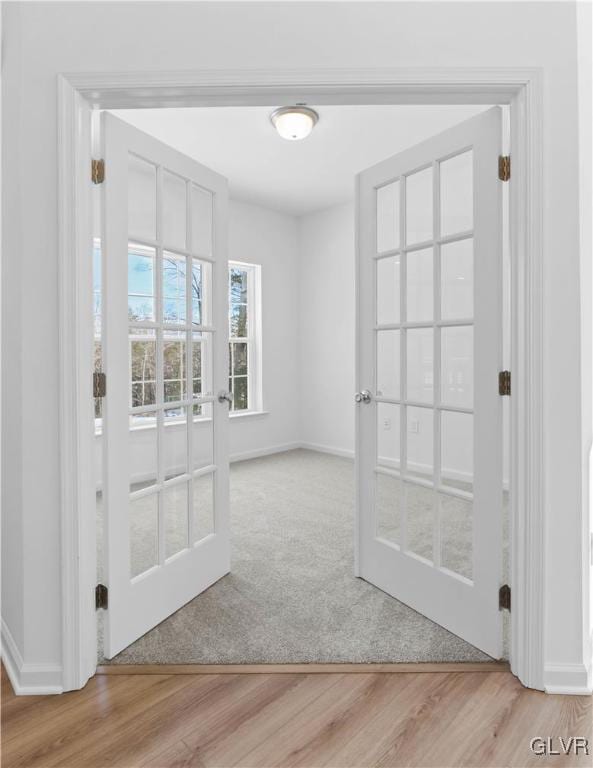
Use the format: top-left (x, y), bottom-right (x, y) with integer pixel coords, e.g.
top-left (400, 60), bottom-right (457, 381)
top-left (57, 67), bottom-right (544, 692)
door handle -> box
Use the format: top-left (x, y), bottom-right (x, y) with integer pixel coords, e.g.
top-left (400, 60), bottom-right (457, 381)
top-left (354, 390), bottom-right (372, 404)
top-left (218, 390), bottom-right (233, 406)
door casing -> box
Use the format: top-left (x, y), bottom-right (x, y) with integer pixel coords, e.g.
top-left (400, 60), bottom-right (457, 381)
top-left (57, 67), bottom-right (544, 692)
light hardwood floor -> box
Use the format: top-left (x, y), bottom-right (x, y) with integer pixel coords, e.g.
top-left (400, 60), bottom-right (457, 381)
top-left (2, 665), bottom-right (591, 767)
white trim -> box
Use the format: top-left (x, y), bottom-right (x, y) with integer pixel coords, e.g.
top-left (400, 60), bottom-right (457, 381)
top-left (57, 67), bottom-right (548, 694)
top-left (300, 441), bottom-right (355, 460)
top-left (230, 441), bottom-right (301, 464)
top-left (1, 619), bottom-right (63, 695)
top-left (544, 663), bottom-right (593, 696)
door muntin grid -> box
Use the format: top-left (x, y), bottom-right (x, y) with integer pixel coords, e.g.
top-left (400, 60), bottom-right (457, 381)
top-left (127, 153), bottom-right (217, 580)
top-left (372, 149), bottom-right (475, 583)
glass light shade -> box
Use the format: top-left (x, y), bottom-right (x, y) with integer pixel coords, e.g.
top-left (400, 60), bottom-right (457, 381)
top-left (271, 107), bottom-right (318, 141)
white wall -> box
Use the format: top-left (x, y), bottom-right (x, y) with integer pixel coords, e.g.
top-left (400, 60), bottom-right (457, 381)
top-left (92, 198), bottom-right (300, 482)
top-left (1, 1), bottom-right (588, 693)
top-left (299, 204), bottom-right (355, 456)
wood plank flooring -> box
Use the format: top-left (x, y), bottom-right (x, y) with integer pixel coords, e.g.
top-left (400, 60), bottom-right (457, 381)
top-left (2, 665), bottom-right (591, 767)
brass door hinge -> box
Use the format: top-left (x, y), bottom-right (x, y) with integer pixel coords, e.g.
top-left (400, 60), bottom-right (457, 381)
top-left (499, 584), bottom-right (511, 611)
top-left (498, 155), bottom-right (511, 181)
top-left (499, 370), bottom-right (511, 396)
top-left (93, 371), bottom-right (106, 398)
top-left (95, 583), bottom-right (108, 610)
top-left (91, 158), bottom-right (105, 184)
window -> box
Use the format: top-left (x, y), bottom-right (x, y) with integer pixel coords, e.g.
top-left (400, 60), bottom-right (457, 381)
top-left (228, 262), bottom-right (261, 413)
top-left (94, 248), bottom-right (261, 428)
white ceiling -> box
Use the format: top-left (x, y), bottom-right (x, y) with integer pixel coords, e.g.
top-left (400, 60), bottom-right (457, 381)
top-left (112, 105), bottom-right (491, 217)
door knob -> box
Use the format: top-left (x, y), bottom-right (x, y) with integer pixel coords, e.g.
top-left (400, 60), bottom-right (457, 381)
top-left (355, 390), bottom-right (372, 404)
top-left (218, 390), bottom-right (233, 406)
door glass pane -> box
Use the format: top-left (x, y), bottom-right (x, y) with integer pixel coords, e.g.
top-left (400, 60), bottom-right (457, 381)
top-left (130, 493), bottom-right (158, 579)
top-left (376, 256), bottom-right (400, 325)
top-left (193, 472), bottom-right (215, 542)
top-left (128, 244), bottom-right (155, 322)
top-left (406, 166), bottom-right (433, 245)
top-left (163, 332), bottom-right (187, 404)
top-left (376, 472), bottom-right (401, 545)
top-left (440, 150), bottom-right (473, 237)
top-left (129, 419), bottom-right (157, 492)
top-left (192, 332), bottom-right (213, 403)
top-left (440, 494), bottom-right (473, 580)
top-left (404, 482), bottom-right (433, 563)
top-left (441, 325), bottom-right (473, 408)
top-left (191, 185), bottom-right (213, 257)
top-left (192, 260), bottom-right (211, 327)
top-left (164, 482), bottom-right (189, 560)
top-left (376, 180), bottom-right (400, 254)
top-left (163, 170), bottom-right (187, 251)
top-left (441, 239), bottom-right (473, 320)
top-left (377, 403), bottom-right (400, 470)
top-left (441, 410), bottom-right (473, 493)
top-left (130, 331), bottom-right (157, 409)
top-left (163, 253), bottom-right (187, 325)
top-left (406, 328), bottom-right (434, 403)
top-left (407, 247), bottom-right (433, 322)
top-left (193, 406), bottom-right (214, 469)
top-left (376, 330), bottom-right (400, 399)
top-left (163, 407), bottom-right (188, 481)
top-left (128, 154), bottom-right (156, 241)
top-left (406, 406), bottom-right (433, 481)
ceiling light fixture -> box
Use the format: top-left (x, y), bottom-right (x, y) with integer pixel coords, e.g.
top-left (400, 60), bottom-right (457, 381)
top-left (270, 106), bottom-right (319, 141)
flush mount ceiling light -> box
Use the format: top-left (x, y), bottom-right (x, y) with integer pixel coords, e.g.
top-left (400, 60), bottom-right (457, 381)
top-left (270, 106), bottom-right (319, 141)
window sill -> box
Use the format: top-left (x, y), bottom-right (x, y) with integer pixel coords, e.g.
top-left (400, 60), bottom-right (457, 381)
top-left (94, 409), bottom-right (269, 436)
top-left (229, 409), bottom-right (269, 420)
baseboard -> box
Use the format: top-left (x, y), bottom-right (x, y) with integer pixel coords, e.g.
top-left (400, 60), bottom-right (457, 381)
top-left (544, 662), bottom-right (592, 695)
top-left (1, 618), bottom-right (63, 695)
top-left (230, 442), bottom-right (302, 464)
top-left (299, 442), bottom-right (355, 459)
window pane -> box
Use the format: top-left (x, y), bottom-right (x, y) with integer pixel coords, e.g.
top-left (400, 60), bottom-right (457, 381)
top-left (193, 406), bottom-right (214, 469)
top-left (193, 472), bottom-right (215, 542)
top-left (233, 377), bottom-right (248, 410)
top-left (230, 304), bottom-right (247, 338)
top-left (128, 154), bottom-right (156, 241)
top-left (130, 331), bottom-right (156, 408)
top-left (163, 407), bottom-right (188, 481)
top-left (441, 325), bottom-right (473, 408)
top-left (406, 247), bottom-right (433, 323)
top-left (376, 472), bottom-right (401, 545)
top-left (441, 239), bottom-right (473, 321)
top-left (129, 416), bottom-right (157, 492)
top-left (232, 342), bottom-right (248, 376)
top-left (163, 333), bottom-right (186, 403)
top-left (406, 166), bottom-right (433, 245)
top-left (376, 180), bottom-right (400, 254)
top-left (163, 170), bottom-right (187, 251)
top-left (191, 185), bottom-right (213, 257)
top-left (230, 268), bottom-right (248, 303)
top-left (163, 253), bottom-right (187, 325)
top-left (377, 403), bottom-right (400, 469)
top-left (439, 493), bottom-right (473, 580)
top-left (191, 260), bottom-right (202, 326)
top-left (440, 150), bottom-right (473, 237)
top-left (130, 493), bottom-right (158, 579)
top-left (405, 482), bottom-right (433, 563)
top-left (406, 328), bottom-right (433, 403)
top-left (164, 482), bottom-right (189, 560)
top-left (192, 332), bottom-right (212, 402)
top-left (376, 330), bottom-right (400, 399)
top-left (376, 256), bottom-right (400, 325)
top-left (441, 410), bottom-right (473, 493)
top-left (128, 244), bottom-right (155, 322)
top-left (406, 406), bottom-right (433, 481)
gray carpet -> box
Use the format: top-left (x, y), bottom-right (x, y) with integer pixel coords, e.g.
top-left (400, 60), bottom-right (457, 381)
top-left (99, 448), bottom-right (494, 664)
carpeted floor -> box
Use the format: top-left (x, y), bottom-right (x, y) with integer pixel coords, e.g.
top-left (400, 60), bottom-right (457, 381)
top-left (99, 448), bottom-right (494, 664)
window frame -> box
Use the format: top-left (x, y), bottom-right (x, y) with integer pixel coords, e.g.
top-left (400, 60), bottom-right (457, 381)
top-left (228, 260), bottom-right (262, 415)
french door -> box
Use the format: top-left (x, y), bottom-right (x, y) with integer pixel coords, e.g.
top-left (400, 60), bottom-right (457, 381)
top-left (101, 113), bottom-right (230, 658)
top-left (356, 107), bottom-right (504, 658)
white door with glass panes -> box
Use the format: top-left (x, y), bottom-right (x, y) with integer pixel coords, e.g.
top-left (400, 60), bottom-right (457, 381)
top-left (101, 113), bottom-right (231, 658)
top-left (356, 107), bottom-right (503, 658)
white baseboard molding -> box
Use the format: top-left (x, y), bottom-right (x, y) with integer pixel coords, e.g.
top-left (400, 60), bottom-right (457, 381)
top-left (1, 618), bottom-right (63, 695)
top-left (230, 441), bottom-right (302, 464)
top-left (544, 662), bottom-right (592, 695)
top-left (299, 442), bottom-right (355, 459)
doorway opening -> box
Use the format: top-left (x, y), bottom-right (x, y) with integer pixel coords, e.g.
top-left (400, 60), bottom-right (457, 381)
top-left (93, 103), bottom-right (511, 666)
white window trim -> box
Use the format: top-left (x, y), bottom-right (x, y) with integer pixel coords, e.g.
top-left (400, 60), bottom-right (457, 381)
top-left (228, 260), bottom-right (263, 415)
